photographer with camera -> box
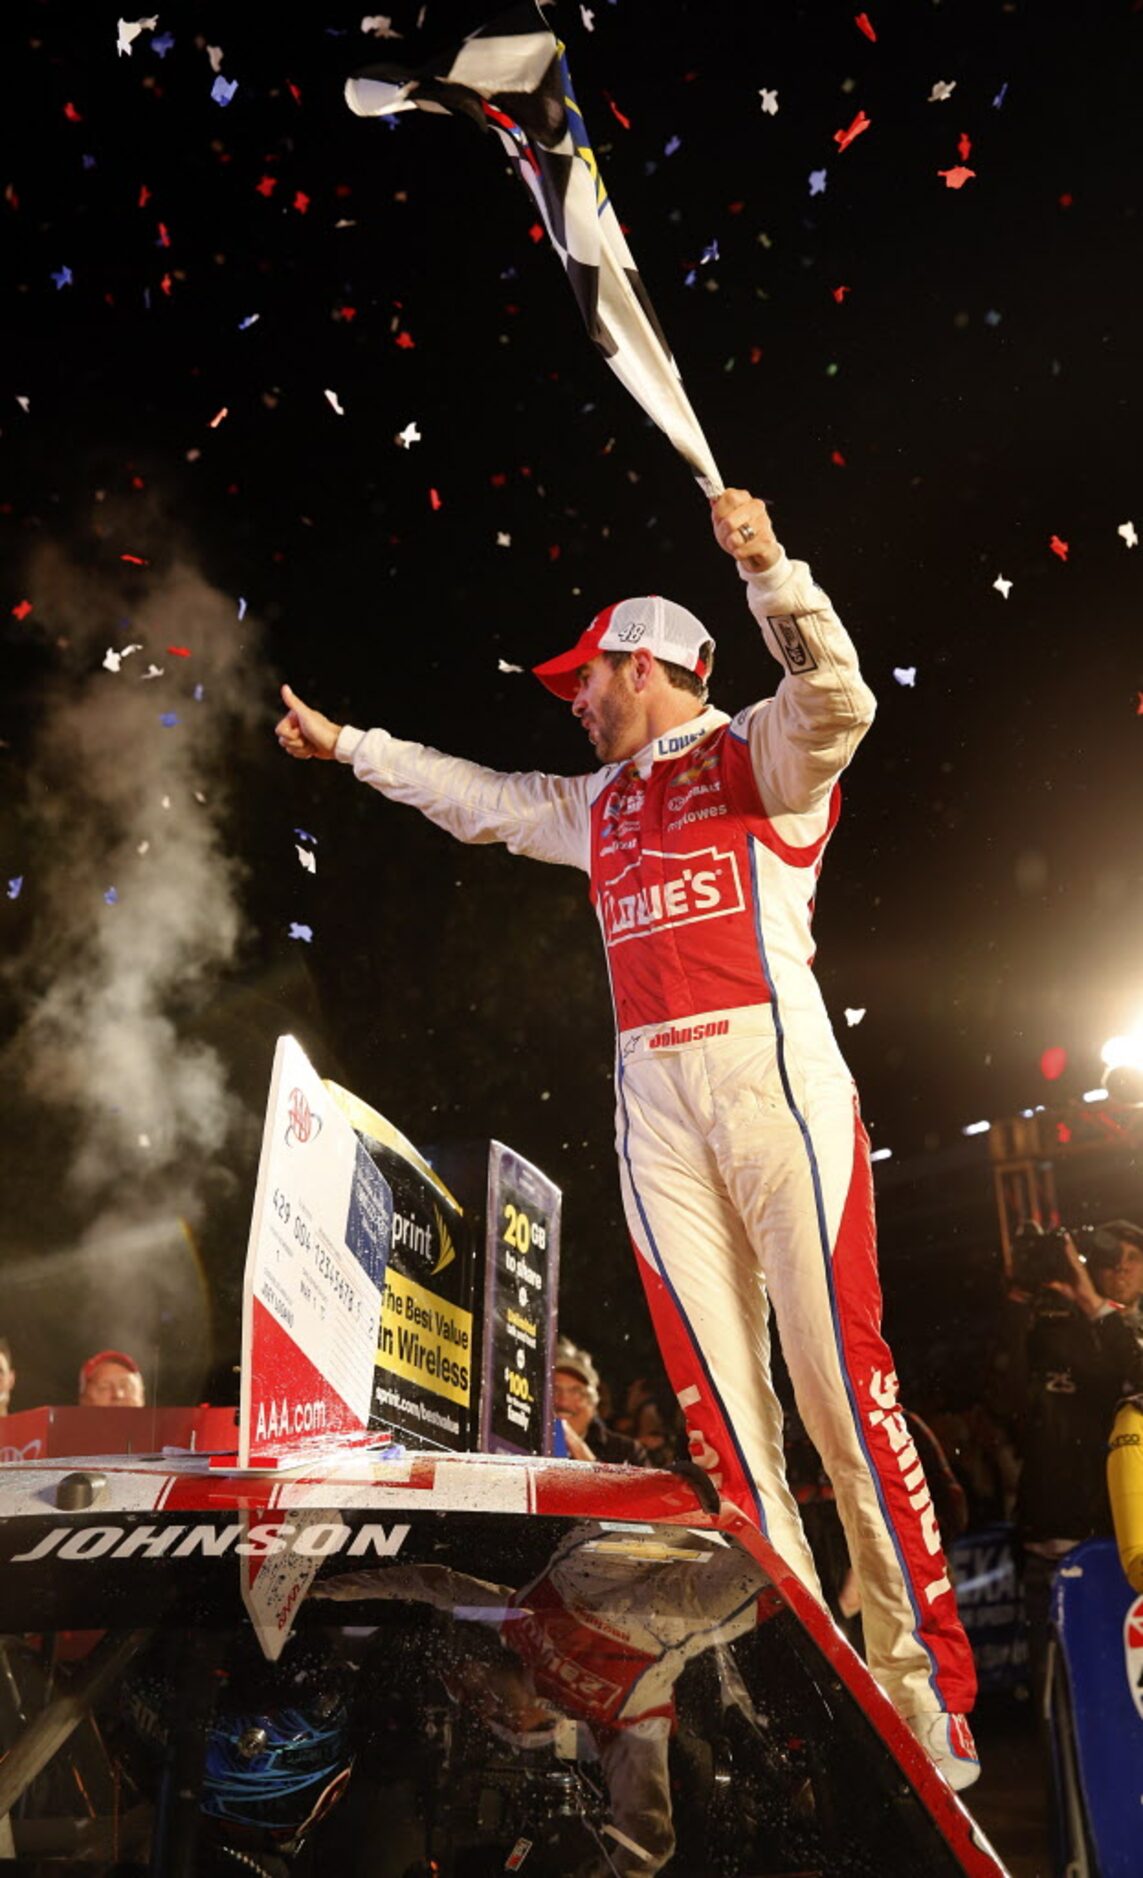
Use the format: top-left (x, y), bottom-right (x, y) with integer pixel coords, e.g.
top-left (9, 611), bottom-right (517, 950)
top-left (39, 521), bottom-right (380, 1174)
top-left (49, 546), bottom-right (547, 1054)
top-left (997, 1220), bottom-right (1143, 1688)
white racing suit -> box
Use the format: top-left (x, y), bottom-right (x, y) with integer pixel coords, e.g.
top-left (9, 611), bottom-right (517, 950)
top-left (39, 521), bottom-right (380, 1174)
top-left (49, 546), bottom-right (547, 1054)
top-left (334, 551), bottom-right (977, 1721)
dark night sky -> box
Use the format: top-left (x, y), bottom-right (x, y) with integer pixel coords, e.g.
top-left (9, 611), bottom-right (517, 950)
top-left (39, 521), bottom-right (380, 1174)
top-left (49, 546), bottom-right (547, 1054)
top-left (3, 0), bottom-right (1142, 1403)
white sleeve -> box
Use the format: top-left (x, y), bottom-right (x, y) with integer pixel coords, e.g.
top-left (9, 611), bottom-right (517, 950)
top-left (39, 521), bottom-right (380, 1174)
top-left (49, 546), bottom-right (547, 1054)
top-left (334, 725), bottom-right (592, 873)
top-left (737, 551), bottom-right (877, 817)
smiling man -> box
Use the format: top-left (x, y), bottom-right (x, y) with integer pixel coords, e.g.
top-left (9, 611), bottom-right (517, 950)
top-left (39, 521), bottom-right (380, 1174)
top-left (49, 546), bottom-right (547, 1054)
top-left (274, 486), bottom-right (979, 1787)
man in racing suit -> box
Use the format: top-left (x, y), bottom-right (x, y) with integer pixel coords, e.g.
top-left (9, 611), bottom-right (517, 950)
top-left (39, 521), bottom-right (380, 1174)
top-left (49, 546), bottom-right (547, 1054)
top-left (275, 486), bottom-right (979, 1786)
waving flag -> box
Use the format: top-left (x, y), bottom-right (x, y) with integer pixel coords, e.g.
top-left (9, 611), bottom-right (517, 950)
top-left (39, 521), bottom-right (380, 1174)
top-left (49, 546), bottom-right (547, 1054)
top-left (346, 3), bottom-right (722, 496)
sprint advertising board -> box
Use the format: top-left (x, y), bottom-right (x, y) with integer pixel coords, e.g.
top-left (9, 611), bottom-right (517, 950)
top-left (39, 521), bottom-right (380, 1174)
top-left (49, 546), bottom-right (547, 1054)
top-left (326, 1080), bottom-right (476, 1451)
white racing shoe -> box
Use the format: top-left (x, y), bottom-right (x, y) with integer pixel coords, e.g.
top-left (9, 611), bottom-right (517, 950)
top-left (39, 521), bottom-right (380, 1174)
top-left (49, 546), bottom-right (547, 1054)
top-left (907, 1711), bottom-right (981, 1792)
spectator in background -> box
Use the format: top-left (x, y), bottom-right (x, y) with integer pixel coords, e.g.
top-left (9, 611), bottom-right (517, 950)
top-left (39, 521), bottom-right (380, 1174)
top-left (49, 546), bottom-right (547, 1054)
top-left (554, 1338), bottom-right (650, 1467)
top-left (631, 1395), bottom-right (682, 1466)
top-left (1094, 1218), bottom-right (1143, 1330)
top-left (0, 1338), bottom-right (15, 1415)
top-left (78, 1350), bottom-right (145, 1408)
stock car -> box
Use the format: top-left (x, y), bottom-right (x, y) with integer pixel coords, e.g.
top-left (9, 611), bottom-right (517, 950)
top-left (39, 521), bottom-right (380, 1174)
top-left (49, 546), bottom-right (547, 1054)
top-left (0, 1440), bottom-right (1010, 1877)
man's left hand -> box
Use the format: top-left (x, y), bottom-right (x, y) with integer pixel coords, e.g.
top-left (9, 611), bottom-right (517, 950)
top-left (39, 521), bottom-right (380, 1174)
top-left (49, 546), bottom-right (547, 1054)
top-left (711, 487), bottom-right (781, 573)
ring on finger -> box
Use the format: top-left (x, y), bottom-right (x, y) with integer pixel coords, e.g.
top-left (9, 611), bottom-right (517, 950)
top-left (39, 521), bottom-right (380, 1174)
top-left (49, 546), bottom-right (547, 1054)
top-left (738, 521), bottom-right (756, 544)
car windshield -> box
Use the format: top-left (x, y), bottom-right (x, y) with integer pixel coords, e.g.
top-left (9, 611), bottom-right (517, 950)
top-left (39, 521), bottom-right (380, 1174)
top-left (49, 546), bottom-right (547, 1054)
top-left (0, 1499), bottom-right (972, 1876)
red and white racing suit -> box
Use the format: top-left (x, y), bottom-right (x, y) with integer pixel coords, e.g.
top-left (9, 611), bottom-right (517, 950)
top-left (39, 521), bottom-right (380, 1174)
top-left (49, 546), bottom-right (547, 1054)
top-left (335, 551), bottom-right (977, 1721)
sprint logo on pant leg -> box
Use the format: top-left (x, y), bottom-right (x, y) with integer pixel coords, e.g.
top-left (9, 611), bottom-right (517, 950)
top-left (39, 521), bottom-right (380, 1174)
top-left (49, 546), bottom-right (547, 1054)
top-left (868, 1369), bottom-right (953, 1606)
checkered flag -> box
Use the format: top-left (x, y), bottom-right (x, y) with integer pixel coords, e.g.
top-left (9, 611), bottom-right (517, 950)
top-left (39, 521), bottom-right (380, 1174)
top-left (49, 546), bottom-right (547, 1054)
top-left (346, 3), bottom-right (722, 496)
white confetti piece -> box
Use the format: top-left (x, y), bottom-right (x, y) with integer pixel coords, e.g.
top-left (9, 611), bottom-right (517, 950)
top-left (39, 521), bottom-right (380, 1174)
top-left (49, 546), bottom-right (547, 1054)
top-left (496, 531), bottom-right (512, 547)
top-left (206, 42), bottom-right (224, 73)
top-left (324, 388), bottom-right (345, 416)
top-left (580, 4), bottom-right (595, 29)
top-left (498, 658), bottom-right (525, 674)
top-left (117, 15), bottom-right (158, 57)
top-left (1118, 520), bottom-right (1138, 549)
top-left (759, 88), bottom-right (779, 115)
top-left (296, 845), bottom-right (317, 873)
top-left (139, 663), bottom-right (164, 681)
top-left (993, 574), bottom-right (1013, 598)
top-left (928, 79), bottom-right (956, 101)
top-left (361, 14), bottom-right (402, 35)
top-left (892, 666), bottom-right (916, 687)
top-left (844, 1008), bottom-right (866, 1027)
top-left (16, 395), bottom-right (30, 413)
top-left (396, 420), bottom-right (422, 447)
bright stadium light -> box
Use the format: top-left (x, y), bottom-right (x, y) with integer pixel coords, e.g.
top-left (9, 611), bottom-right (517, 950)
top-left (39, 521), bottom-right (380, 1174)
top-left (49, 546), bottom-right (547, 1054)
top-left (1082, 1088), bottom-right (1110, 1103)
top-left (1100, 1018), bottom-right (1143, 1103)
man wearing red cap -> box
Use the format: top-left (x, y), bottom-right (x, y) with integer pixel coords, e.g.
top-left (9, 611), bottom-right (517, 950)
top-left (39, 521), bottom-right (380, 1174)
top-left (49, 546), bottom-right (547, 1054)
top-left (274, 487), bottom-right (979, 1787)
top-left (78, 1350), bottom-right (145, 1408)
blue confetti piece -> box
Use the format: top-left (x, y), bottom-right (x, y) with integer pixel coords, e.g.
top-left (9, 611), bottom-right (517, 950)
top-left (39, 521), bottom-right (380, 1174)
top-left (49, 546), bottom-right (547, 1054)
top-left (143, 288), bottom-right (151, 310)
top-left (7, 877), bottom-right (23, 900)
top-left (288, 922), bottom-right (313, 942)
top-left (701, 239), bottom-right (719, 264)
top-left (294, 828), bottom-right (318, 845)
top-left (159, 712), bottom-right (179, 727)
top-left (104, 887), bottom-right (119, 906)
top-left (809, 169), bottom-right (828, 197)
top-left (152, 31), bottom-right (175, 57)
top-left (684, 268), bottom-right (697, 288)
top-left (193, 683), bottom-right (204, 702)
top-left (664, 135), bottom-right (681, 157)
top-left (238, 314), bottom-right (259, 331)
top-left (984, 309), bottom-right (1002, 327)
top-left (51, 265), bottom-right (74, 289)
top-left (992, 81), bottom-right (1008, 108)
top-left (238, 596), bottom-right (247, 619)
top-left (82, 154), bottom-right (96, 171)
top-left (211, 74), bottom-right (238, 106)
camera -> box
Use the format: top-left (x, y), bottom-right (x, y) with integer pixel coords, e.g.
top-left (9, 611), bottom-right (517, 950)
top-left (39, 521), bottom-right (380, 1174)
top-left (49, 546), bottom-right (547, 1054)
top-left (1010, 1221), bottom-right (1126, 1294)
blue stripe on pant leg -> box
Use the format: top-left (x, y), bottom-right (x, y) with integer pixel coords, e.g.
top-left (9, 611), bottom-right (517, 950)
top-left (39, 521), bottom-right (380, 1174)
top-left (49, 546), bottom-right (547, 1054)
top-left (746, 839), bottom-right (941, 1705)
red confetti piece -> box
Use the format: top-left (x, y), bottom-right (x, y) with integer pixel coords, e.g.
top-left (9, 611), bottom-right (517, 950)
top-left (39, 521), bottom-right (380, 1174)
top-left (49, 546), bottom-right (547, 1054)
top-left (830, 450), bottom-right (847, 467)
top-left (1058, 191), bottom-right (1073, 209)
top-left (394, 331), bottom-right (415, 349)
top-left (336, 305), bottom-right (357, 321)
top-left (548, 544), bottom-right (561, 562)
top-left (749, 345), bottom-right (763, 364)
top-left (11, 599), bottom-right (33, 620)
top-left (429, 488), bottom-right (442, 511)
top-left (138, 184), bottom-right (151, 208)
top-left (335, 183), bottom-right (352, 199)
top-left (855, 11), bottom-right (877, 40)
top-left (1056, 1122), bottom-right (1072, 1145)
top-left (120, 554), bottom-right (149, 566)
top-left (160, 272), bottom-right (172, 296)
top-left (958, 131), bottom-right (972, 161)
top-left (1049, 534), bottom-right (1069, 561)
top-left (209, 407), bottom-right (228, 429)
top-left (490, 472), bottom-right (508, 487)
top-left (130, 475), bottom-right (145, 490)
top-left (835, 109), bottom-right (872, 151)
top-left (938, 166), bottom-right (976, 189)
top-left (727, 201), bottom-right (745, 215)
top-left (293, 191), bottom-right (310, 214)
top-left (832, 285), bottom-right (851, 303)
top-left (528, 222), bottom-right (544, 243)
top-left (288, 82), bottom-right (302, 105)
top-left (63, 101), bottom-right (83, 123)
top-left (255, 176), bottom-right (278, 198)
top-left (166, 646), bottom-right (191, 658)
top-left (157, 222), bottom-right (170, 247)
top-left (1041, 1045), bottom-right (1067, 1080)
top-left (604, 91), bottom-right (631, 130)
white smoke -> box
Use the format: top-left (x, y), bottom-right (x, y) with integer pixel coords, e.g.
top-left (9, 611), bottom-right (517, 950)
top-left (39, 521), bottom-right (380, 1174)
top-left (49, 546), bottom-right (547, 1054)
top-left (3, 515), bottom-right (264, 1390)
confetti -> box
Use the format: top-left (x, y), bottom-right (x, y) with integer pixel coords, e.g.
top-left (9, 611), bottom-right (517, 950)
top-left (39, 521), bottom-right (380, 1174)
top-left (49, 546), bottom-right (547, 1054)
top-left (580, 5), bottom-right (594, 29)
top-left (929, 80), bottom-right (956, 102)
top-left (15, 396), bottom-right (30, 413)
top-left (117, 16), bottom-right (158, 57)
top-left (206, 44), bottom-right (224, 74)
top-left (758, 89), bottom-right (779, 116)
top-left (844, 1007), bottom-right (867, 1026)
top-left (293, 191), bottom-right (310, 215)
top-left (958, 131), bottom-right (972, 161)
top-left (854, 12), bottom-right (876, 40)
top-left (324, 388), bottom-right (346, 415)
top-left (238, 596), bottom-right (248, 618)
top-left (288, 922), bottom-right (313, 942)
top-left (51, 265), bottom-right (74, 290)
top-left (12, 599), bottom-right (33, 620)
top-left (7, 877), bottom-right (23, 900)
top-left (361, 14), bottom-right (403, 34)
top-left (104, 887), bottom-right (120, 906)
top-left (152, 30), bottom-right (174, 56)
top-left (496, 531), bottom-right (511, 547)
top-left (238, 312), bottom-right (260, 330)
top-left (1118, 521), bottom-right (1138, 548)
top-left (394, 330), bottom-right (415, 350)
top-left (295, 828), bottom-right (318, 844)
top-left (429, 487), bottom-right (442, 511)
top-left (664, 134), bottom-right (681, 157)
top-left (209, 407), bottom-right (228, 428)
top-left (140, 664), bottom-right (164, 680)
top-left (892, 667), bottom-right (917, 687)
top-left (993, 575), bottom-right (1012, 599)
top-left (992, 82), bottom-right (1009, 108)
top-left (938, 166), bottom-right (975, 189)
top-left (809, 169), bottom-right (828, 196)
top-left (834, 110), bottom-right (871, 152)
top-left (1049, 535), bottom-right (1069, 561)
top-left (159, 712), bottom-right (179, 727)
top-left (103, 642), bottom-right (143, 671)
top-left (296, 845), bottom-right (317, 873)
top-left (396, 420), bottom-right (422, 447)
top-left (604, 92), bottom-right (631, 130)
top-left (166, 645), bottom-right (191, 657)
top-left (255, 176), bottom-right (278, 198)
top-left (498, 658), bottom-right (525, 673)
top-left (211, 74), bottom-right (238, 107)
top-left (832, 285), bottom-right (851, 303)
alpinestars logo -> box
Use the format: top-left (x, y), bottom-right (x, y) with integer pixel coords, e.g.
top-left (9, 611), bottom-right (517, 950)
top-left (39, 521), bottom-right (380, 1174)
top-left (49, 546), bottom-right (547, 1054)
top-left (599, 848), bottom-right (744, 946)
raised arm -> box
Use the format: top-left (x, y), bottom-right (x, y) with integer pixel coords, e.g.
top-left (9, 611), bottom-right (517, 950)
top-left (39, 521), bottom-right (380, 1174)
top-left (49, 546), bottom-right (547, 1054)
top-left (710, 490), bottom-right (877, 817)
top-left (275, 684), bottom-right (591, 872)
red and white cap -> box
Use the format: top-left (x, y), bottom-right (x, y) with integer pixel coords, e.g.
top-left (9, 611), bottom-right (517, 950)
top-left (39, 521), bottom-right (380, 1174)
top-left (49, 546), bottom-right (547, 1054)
top-left (532, 596), bottom-right (713, 701)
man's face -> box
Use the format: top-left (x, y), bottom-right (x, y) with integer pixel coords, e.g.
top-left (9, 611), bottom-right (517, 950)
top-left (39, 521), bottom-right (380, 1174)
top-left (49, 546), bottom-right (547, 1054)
top-left (571, 656), bottom-right (643, 765)
top-left (80, 1362), bottom-right (144, 1408)
top-left (0, 1351), bottom-right (14, 1415)
top-left (1096, 1240), bottom-right (1143, 1310)
top-left (552, 1369), bottom-right (593, 1438)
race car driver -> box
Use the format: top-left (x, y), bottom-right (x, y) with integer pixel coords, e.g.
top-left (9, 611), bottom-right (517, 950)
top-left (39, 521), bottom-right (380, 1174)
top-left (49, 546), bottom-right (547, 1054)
top-left (274, 486), bottom-right (979, 1789)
